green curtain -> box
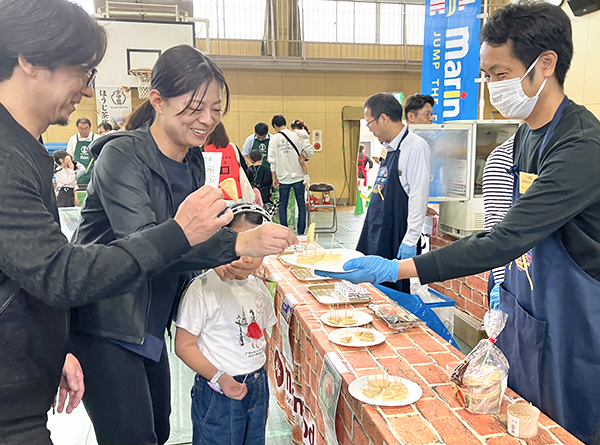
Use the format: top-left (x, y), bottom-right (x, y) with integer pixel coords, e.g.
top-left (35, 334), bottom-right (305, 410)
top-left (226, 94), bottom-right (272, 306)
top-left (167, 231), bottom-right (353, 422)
top-left (261, 0), bottom-right (302, 57)
top-left (341, 106), bottom-right (363, 205)
top-left (261, 0), bottom-right (274, 56)
top-left (288, 0), bottom-right (302, 57)
top-left (344, 120), bottom-right (361, 205)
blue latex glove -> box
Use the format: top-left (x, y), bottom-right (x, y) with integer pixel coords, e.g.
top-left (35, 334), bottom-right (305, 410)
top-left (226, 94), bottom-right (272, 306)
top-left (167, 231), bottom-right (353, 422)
top-left (314, 256), bottom-right (399, 284)
top-left (489, 282), bottom-right (501, 310)
top-left (398, 243), bottom-right (417, 260)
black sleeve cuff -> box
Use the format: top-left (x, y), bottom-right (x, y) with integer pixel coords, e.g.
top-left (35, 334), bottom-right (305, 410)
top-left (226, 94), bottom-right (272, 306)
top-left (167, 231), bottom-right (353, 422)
top-left (413, 251), bottom-right (442, 284)
top-left (191, 227), bottom-right (239, 266)
top-left (170, 227), bottom-right (240, 273)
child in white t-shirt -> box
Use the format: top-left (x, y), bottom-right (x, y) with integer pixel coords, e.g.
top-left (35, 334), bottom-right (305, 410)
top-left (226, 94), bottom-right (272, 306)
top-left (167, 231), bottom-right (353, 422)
top-left (175, 203), bottom-right (277, 445)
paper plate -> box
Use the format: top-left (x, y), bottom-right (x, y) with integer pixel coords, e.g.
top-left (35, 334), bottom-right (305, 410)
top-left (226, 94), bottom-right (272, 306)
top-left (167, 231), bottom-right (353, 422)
top-left (285, 248), bottom-right (364, 273)
top-left (348, 376), bottom-right (423, 406)
top-left (320, 310), bottom-right (373, 328)
top-left (328, 328), bottom-right (385, 347)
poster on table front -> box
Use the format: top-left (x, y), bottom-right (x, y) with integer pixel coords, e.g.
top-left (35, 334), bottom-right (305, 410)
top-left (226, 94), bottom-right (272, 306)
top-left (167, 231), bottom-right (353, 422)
top-left (279, 293), bottom-right (296, 364)
top-left (318, 354), bottom-right (342, 445)
top-left (95, 86), bottom-right (132, 128)
top-left (421, 0), bottom-right (481, 122)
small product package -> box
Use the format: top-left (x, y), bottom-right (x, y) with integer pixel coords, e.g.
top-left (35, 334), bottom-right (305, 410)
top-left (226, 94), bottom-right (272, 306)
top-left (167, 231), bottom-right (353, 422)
top-left (368, 302), bottom-right (424, 331)
top-left (451, 309), bottom-right (509, 414)
top-left (334, 280), bottom-right (371, 302)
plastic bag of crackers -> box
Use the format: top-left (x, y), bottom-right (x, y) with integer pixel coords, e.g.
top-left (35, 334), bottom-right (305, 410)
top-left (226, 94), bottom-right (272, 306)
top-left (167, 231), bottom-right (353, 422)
top-left (450, 309), bottom-right (509, 414)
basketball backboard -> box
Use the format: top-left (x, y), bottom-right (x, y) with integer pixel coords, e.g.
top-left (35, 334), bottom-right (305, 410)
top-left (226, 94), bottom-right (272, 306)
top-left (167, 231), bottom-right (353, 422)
top-left (95, 18), bottom-right (195, 88)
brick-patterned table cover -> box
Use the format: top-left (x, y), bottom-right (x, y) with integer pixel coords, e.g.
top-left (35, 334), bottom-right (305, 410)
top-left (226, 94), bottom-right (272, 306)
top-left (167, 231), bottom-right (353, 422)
top-left (264, 256), bottom-right (582, 445)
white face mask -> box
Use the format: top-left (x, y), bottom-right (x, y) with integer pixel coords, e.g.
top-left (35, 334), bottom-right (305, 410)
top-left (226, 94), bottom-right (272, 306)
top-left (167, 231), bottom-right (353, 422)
top-left (487, 53), bottom-right (547, 120)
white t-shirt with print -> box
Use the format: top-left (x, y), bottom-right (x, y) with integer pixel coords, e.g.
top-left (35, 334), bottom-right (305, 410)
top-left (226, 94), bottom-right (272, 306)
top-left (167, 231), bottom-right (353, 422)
top-left (268, 129), bottom-right (312, 184)
top-left (176, 269), bottom-right (277, 376)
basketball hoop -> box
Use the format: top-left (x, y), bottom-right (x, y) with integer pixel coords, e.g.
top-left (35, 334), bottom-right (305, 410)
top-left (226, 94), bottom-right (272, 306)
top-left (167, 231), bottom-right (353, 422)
top-left (129, 69), bottom-right (153, 99)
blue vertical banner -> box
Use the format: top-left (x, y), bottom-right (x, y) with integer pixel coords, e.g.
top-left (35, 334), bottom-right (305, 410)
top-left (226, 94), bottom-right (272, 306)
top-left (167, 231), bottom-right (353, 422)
top-left (421, 0), bottom-right (481, 122)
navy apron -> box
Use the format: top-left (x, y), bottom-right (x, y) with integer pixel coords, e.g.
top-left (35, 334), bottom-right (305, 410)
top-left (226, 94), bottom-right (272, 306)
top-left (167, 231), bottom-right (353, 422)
top-left (496, 97), bottom-right (600, 444)
top-left (357, 129), bottom-right (411, 293)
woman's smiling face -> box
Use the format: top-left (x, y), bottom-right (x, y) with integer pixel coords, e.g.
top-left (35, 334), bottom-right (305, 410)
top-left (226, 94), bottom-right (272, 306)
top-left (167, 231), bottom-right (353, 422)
top-left (158, 80), bottom-right (223, 149)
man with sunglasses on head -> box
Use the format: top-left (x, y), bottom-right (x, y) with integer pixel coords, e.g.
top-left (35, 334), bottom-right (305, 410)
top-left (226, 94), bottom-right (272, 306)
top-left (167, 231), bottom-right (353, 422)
top-left (320, 2), bottom-right (600, 443)
top-left (0, 1), bottom-right (297, 443)
top-left (356, 92), bottom-right (431, 295)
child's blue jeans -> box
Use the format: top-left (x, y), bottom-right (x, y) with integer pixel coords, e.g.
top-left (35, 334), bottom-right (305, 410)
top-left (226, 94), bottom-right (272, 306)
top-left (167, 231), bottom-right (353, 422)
top-left (191, 366), bottom-right (269, 445)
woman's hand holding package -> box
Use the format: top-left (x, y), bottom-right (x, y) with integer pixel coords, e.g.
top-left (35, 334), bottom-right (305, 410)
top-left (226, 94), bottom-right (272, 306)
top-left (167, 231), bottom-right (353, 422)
top-left (174, 185), bottom-right (232, 246)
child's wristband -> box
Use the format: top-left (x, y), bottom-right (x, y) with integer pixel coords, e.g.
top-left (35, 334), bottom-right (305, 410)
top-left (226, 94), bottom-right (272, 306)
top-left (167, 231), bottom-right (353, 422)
top-left (207, 370), bottom-right (225, 394)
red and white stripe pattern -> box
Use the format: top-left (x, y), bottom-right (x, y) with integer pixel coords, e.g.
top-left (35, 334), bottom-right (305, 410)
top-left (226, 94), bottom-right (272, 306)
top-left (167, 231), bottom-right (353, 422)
top-left (430, 0), bottom-right (445, 15)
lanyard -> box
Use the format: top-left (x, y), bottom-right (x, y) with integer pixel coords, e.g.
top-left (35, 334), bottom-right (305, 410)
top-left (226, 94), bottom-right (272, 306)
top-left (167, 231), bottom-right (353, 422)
top-left (509, 96), bottom-right (570, 175)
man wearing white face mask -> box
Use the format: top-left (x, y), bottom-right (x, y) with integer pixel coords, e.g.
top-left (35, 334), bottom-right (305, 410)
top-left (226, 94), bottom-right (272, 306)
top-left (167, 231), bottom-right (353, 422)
top-left (316, 2), bottom-right (600, 443)
top-left (486, 52), bottom-right (547, 120)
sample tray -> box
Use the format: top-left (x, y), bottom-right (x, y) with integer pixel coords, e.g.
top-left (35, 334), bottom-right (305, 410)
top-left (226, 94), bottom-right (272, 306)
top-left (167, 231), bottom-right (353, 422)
top-left (308, 284), bottom-right (372, 305)
top-left (290, 266), bottom-right (328, 282)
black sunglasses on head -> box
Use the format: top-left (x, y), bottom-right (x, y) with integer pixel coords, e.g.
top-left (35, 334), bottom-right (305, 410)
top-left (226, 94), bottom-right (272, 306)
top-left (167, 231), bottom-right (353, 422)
top-left (86, 67), bottom-right (97, 88)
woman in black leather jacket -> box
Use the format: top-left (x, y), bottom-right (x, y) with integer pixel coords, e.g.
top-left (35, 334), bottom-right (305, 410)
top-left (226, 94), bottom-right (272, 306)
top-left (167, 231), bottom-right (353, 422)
top-left (70, 45), bottom-right (296, 445)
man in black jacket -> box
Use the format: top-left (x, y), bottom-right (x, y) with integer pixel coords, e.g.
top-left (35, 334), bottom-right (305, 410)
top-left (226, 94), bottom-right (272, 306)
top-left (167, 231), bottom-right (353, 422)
top-left (0, 1), bottom-right (297, 443)
top-left (320, 3), bottom-right (600, 443)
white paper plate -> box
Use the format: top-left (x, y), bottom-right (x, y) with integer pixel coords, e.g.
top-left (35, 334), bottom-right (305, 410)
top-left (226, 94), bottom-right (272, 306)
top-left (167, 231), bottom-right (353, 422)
top-left (285, 248), bottom-right (364, 273)
top-left (328, 328), bottom-right (385, 347)
top-left (320, 310), bottom-right (373, 328)
top-left (348, 376), bottom-right (423, 406)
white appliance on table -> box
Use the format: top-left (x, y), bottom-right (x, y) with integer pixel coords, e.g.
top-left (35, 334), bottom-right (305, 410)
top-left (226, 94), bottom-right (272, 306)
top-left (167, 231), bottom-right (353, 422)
top-left (411, 120), bottom-right (520, 238)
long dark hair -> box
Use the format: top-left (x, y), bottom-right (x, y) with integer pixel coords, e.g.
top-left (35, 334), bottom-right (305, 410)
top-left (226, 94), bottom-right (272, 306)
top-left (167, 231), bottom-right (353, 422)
top-left (52, 150), bottom-right (70, 167)
top-left (124, 45), bottom-right (230, 130)
top-left (291, 119), bottom-right (309, 133)
top-left (205, 122), bottom-right (230, 149)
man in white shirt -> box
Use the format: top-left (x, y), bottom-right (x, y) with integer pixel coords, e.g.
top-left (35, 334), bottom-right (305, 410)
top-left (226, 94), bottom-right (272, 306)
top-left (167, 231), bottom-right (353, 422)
top-left (66, 117), bottom-right (96, 155)
top-left (66, 117), bottom-right (97, 185)
top-left (356, 93), bottom-right (430, 294)
top-left (404, 94), bottom-right (435, 125)
top-left (268, 115), bottom-right (313, 235)
top-left (405, 94), bottom-right (439, 220)
top-left (242, 122), bottom-right (271, 166)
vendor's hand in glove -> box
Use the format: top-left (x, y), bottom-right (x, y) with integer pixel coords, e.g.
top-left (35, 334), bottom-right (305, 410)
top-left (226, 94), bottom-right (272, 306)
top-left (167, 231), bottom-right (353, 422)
top-left (314, 256), bottom-right (399, 284)
top-left (397, 243), bottom-right (417, 260)
top-left (489, 282), bottom-right (501, 310)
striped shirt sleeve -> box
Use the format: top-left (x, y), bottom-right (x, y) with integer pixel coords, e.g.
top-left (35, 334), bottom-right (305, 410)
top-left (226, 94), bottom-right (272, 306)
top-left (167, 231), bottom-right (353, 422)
top-left (482, 135), bottom-right (515, 283)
